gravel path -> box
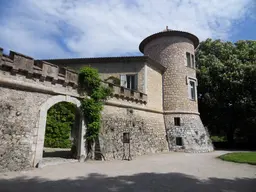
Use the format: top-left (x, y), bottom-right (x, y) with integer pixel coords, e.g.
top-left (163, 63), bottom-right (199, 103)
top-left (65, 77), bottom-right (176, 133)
top-left (0, 151), bottom-right (255, 192)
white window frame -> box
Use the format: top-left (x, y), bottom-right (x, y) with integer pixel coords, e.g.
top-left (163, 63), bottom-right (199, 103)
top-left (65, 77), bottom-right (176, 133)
top-left (186, 52), bottom-right (195, 69)
top-left (120, 74), bottom-right (138, 90)
top-left (186, 76), bottom-right (197, 101)
top-left (120, 74), bottom-right (127, 87)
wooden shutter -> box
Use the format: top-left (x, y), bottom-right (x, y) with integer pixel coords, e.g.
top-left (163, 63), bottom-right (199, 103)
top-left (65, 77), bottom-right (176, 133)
top-left (188, 80), bottom-right (192, 99)
top-left (134, 74), bottom-right (138, 90)
top-left (120, 74), bottom-right (127, 87)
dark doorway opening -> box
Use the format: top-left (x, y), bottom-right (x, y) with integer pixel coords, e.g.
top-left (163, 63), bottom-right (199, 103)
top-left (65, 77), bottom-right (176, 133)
top-left (176, 137), bottom-right (183, 146)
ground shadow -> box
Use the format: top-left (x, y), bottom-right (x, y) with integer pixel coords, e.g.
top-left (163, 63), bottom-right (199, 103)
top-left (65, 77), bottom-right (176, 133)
top-left (43, 150), bottom-right (73, 158)
top-left (213, 142), bottom-right (256, 151)
top-left (0, 172), bottom-right (255, 192)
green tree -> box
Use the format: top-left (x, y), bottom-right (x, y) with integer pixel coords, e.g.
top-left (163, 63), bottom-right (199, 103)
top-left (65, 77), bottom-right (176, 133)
top-left (196, 39), bottom-right (256, 146)
top-left (44, 102), bottom-right (76, 148)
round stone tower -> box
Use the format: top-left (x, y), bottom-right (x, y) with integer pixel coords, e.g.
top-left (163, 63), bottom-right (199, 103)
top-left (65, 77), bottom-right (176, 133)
top-left (139, 28), bottom-right (213, 152)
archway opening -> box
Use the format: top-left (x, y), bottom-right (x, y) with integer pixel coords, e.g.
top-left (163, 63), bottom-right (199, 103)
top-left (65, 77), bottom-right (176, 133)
top-left (43, 102), bottom-right (79, 162)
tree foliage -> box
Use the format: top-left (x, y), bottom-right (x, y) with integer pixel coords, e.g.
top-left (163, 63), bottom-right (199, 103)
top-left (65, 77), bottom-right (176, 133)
top-left (196, 39), bottom-right (256, 146)
top-left (79, 67), bottom-right (112, 156)
top-left (44, 102), bottom-right (76, 148)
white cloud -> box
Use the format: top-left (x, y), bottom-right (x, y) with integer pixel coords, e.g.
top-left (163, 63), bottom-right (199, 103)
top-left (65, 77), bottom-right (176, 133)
top-left (0, 0), bottom-right (254, 59)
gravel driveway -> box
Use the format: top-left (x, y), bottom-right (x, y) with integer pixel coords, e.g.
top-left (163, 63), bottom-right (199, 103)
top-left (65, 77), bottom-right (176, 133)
top-left (0, 151), bottom-right (255, 192)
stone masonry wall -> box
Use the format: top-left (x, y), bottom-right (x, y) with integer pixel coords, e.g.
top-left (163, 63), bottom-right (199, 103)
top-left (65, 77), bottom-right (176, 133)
top-left (0, 48), bottom-right (160, 172)
top-left (144, 36), bottom-right (198, 113)
top-left (0, 87), bottom-right (51, 172)
top-left (99, 105), bottom-right (168, 160)
top-left (165, 114), bottom-right (213, 152)
top-left (0, 50), bottom-right (82, 172)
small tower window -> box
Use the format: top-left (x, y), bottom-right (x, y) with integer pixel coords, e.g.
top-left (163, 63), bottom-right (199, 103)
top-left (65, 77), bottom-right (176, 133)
top-left (186, 52), bottom-right (191, 67)
top-left (174, 117), bottom-right (181, 126)
top-left (191, 54), bottom-right (195, 68)
top-left (189, 80), bottom-right (196, 100)
top-left (176, 137), bottom-right (183, 146)
top-left (186, 52), bottom-right (195, 68)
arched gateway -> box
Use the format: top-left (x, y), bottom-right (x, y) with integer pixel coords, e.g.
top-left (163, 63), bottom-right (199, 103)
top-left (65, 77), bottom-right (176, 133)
top-left (34, 95), bottom-right (86, 167)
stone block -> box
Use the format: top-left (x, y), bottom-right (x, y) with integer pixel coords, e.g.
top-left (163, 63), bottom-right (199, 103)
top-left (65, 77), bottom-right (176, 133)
top-left (41, 61), bottom-right (59, 80)
top-left (10, 51), bottom-right (34, 74)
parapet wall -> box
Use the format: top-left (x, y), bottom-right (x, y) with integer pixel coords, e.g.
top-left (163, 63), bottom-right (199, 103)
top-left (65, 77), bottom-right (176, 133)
top-left (0, 48), bottom-right (78, 87)
top-left (0, 48), bottom-right (147, 103)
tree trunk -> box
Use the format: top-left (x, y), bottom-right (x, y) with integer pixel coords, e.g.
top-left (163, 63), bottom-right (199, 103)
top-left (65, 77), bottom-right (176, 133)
top-left (86, 140), bottom-right (95, 160)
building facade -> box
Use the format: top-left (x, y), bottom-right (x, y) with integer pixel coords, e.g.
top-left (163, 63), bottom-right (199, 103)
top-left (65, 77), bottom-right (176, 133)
top-left (47, 29), bottom-right (214, 154)
top-left (0, 29), bottom-right (213, 172)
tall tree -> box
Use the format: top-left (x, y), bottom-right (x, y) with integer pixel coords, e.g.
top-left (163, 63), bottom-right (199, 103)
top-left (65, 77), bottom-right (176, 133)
top-left (196, 39), bottom-right (256, 146)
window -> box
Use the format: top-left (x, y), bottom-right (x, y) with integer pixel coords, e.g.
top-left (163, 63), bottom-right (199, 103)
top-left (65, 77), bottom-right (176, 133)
top-left (176, 137), bottom-right (183, 146)
top-left (186, 52), bottom-right (195, 68)
top-left (191, 54), bottom-right (195, 68)
top-left (188, 79), bottom-right (196, 100)
top-left (120, 74), bottom-right (138, 90)
top-left (174, 117), bottom-right (181, 126)
top-left (186, 52), bottom-right (191, 67)
top-left (123, 132), bottom-right (130, 143)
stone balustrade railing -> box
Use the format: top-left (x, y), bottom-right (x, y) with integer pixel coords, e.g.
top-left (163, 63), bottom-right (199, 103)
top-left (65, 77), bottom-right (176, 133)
top-left (103, 82), bottom-right (147, 104)
top-left (0, 47), bottom-right (147, 103)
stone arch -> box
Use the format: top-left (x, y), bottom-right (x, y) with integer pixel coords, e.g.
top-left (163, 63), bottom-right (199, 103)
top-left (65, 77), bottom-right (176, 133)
top-left (33, 95), bottom-right (86, 167)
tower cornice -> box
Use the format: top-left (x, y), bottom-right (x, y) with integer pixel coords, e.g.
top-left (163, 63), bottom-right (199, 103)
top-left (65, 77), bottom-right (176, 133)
top-left (139, 30), bottom-right (199, 53)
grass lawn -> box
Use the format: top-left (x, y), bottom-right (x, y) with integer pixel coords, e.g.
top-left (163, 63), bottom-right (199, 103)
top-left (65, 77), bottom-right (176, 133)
top-left (219, 152), bottom-right (256, 165)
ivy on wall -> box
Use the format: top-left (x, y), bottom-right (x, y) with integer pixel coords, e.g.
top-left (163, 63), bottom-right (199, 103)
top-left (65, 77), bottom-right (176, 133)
top-left (79, 66), bottom-right (112, 158)
top-left (104, 76), bottom-right (121, 85)
top-left (44, 102), bottom-right (76, 148)
top-left (44, 67), bottom-right (112, 155)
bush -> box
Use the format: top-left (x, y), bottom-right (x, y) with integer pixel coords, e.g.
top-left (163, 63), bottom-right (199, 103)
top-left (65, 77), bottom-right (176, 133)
top-left (211, 136), bottom-right (227, 142)
top-left (44, 102), bottom-right (76, 148)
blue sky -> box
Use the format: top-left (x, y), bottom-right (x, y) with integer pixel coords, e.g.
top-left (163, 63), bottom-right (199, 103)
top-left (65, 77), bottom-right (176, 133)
top-left (0, 0), bottom-right (255, 59)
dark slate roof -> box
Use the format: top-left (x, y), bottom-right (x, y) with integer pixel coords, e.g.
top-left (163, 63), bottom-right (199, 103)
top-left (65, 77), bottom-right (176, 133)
top-left (139, 30), bottom-right (200, 53)
top-left (42, 56), bottom-right (166, 72)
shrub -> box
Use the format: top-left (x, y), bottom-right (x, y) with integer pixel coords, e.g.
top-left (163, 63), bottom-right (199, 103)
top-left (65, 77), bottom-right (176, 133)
top-left (44, 102), bottom-right (76, 148)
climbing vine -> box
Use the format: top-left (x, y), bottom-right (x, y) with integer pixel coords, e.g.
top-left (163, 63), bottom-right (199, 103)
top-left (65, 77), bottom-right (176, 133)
top-left (104, 76), bottom-right (120, 85)
top-left (79, 67), bottom-right (112, 157)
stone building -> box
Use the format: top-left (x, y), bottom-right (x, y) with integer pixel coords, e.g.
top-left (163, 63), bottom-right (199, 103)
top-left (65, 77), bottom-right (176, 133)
top-left (47, 29), bottom-right (214, 153)
top-left (0, 29), bottom-right (213, 172)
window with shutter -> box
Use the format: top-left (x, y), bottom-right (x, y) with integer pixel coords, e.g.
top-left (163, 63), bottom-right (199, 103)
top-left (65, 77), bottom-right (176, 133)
top-left (120, 74), bottom-right (138, 90)
top-left (120, 74), bottom-right (127, 87)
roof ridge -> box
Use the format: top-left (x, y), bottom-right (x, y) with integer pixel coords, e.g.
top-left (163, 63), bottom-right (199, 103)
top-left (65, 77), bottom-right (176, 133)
top-left (43, 55), bottom-right (147, 61)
